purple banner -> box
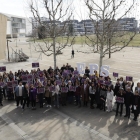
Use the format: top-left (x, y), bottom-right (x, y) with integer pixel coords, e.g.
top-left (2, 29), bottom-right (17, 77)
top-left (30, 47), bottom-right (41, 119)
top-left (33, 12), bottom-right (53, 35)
top-left (7, 82), bottom-right (13, 88)
top-left (12, 81), bottom-right (18, 87)
top-left (113, 72), bottom-right (119, 77)
top-left (0, 82), bottom-right (5, 87)
top-left (32, 63), bottom-right (39, 68)
top-left (71, 77), bottom-right (76, 83)
top-left (37, 88), bottom-right (45, 94)
top-left (98, 80), bottom-right (104, 84)
top-left (73, 70), bottom-right (79, 76)
top-left (49, 86), bottom-right (55, 92)
top-left (40, 77), bottom-right (45, 82)
top-left (89, 76), bottom-right (96, 80)
top-left (0, 66), bottom-right (6, 72)
top-left (62, 72), bottom-right (67, 77)
top-left (81, 79), bottom-right (86, 83)
top-left (37, 71), bottom-right (43, 75)
top-left (65, 70), bottom-right (71, 75)
top-left (22, 75), bottom-right (28, 82)
top-left (27, 75), bottom-right (33, 81)
top-left (56, 80), bottom-right (62, 85)
top-left (69, 86), bottom-right (76, 92)
top-left (43, 82), bottom-right (47, 86)
top-left (126, 76), bottom-right (133, 81)
top-left (61, 87), bottom-right (68, 93)
top-left (116, 97), bottom-right (124, 103)
top-left (34, 83), bottom-right (39, 87)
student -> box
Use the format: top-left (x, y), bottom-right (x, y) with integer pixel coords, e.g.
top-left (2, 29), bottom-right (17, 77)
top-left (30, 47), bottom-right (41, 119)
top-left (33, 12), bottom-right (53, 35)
top-left (74, 82), bottom-right (81, 107)
top-left (115, 88), bottom-right (125, 117)
top-left (0, 86), bottom-right (3, 106)
top-left (29, 84), bottom-right (37, 110)
top-left (107, 86), bottom-right (114, 112)
top-left (14, 82), bottom-right (24, 108)
top-left (95, 82), bottom-right (101, 109)
top-left (45, 80), bottom-right (52, 107)
top-left (124, 87), bottom-right (134, 119)
top-left (52, 81), bottom-right (60, 108)
top-left (61, 82), bottom-right (67, 106)
top-left (100, 85), bottom-right (107, 111)
top-left (85, 67), bottom-right (90, 77)
top-left (67, 81), bottom-right (74, 104)
top-left (89, 83), bottom-right (96, 109)
top-left (132, 90), bottom-right (140, 121)
top-left (114, 79), bottom-right (120, 96)
top-left (22, 84), bottom-right (29, 111)
top-left (135, 82), bottom-right (140, 95)
top-left (37, 82), bottom-right (44, 108)
top-left (81, 80), bottom-right (89, 107)
top-left (71, 50), bottom-right (74, 58)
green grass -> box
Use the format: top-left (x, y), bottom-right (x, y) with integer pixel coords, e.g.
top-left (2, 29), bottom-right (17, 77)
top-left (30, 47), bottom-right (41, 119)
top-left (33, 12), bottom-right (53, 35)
top-left (28, 33), bottom-right (140, 46)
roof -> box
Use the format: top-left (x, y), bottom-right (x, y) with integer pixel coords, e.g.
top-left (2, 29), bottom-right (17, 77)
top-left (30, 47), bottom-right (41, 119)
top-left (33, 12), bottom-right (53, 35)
top-left (0, 13), bottom-right (11, 21)
top-left (0, 13), bottom-right (25, 19)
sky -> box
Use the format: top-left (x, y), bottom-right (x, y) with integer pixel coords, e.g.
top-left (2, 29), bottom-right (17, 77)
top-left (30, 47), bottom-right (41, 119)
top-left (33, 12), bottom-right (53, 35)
top-left (0, 0), bottom-right (140, 23)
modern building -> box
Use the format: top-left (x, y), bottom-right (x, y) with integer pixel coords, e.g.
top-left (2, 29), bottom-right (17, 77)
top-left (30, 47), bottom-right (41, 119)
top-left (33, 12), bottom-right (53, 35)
top-left (0, 13), bottom-right (9, 60)
top-left (0, 13), bottom-right (32, 38)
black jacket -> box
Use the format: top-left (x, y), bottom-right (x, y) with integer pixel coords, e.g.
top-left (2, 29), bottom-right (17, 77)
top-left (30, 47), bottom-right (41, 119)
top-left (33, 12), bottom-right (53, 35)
top-left (124, 91), bottom-right (134, 105)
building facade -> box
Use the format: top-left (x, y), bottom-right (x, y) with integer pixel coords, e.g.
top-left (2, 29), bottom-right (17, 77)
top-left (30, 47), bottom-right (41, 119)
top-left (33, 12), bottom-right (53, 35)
top-left (0, 13), bottom-right (8, 60)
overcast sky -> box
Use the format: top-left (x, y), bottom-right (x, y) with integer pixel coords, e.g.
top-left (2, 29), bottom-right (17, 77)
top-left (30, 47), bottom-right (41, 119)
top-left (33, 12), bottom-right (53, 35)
top-left (0, 0), bottom-right (140, 23)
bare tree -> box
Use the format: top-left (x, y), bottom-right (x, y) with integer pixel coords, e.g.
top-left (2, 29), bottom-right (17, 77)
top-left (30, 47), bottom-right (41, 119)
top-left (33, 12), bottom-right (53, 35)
top-left (28, 0), bottom-right (75, 69)
top-left (83, 0), bottom-right (137, 72)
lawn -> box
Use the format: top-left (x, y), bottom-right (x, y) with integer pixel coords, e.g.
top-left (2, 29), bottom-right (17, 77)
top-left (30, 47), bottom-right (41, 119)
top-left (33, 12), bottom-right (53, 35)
top-left (28, 33), bottom-right (140, 46)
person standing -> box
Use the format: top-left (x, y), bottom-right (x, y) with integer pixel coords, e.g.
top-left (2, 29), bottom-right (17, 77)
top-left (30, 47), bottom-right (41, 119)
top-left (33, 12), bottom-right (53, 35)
top-left (45, 80), bottom-right (52, 108)
top-left (61, 82), bottom-right (67, 106)
top-left (89, 83), bottom-right (96, 109)
top-left (22, 84), bottom-right (30, 111)
top-left (124, 87), bottom-right (134, 119)
top-left (29, 84), bottom-right (37, 110)
top-left (71, 50), bottom-right (74, 58)
top-left (0, 86), bottom-right (3, 106)
top-left (107, 86), bottom-right (114, 112)
top-left (132, 90), bottom-right (140, 121)
top-left (14, 82), bottom-right (24, 108)
top-left (37, 82), bottom-right (45, 108)
top-left (115, 88), bottom-right (125, 117)
top-left (75, 82), bottom-right (81, 107)
top-left (100, 85), bottom-right (107, 111)
top-left (52, 81), bottom-right (60, 108)
top-left (81, 81), bottom-right (89, 107)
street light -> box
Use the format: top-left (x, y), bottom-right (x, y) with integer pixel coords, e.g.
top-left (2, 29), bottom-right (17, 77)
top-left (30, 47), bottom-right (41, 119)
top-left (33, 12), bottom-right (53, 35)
top-left (7, 40), bottom-right (12, 62)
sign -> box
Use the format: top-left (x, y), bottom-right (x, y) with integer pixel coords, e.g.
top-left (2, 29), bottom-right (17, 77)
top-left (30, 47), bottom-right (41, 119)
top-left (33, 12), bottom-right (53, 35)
top-left (56, 80), bottom-right (62, 85)
top-left (69, 86), bottom-right (76, 92)
top-left (37, 71), bottom-right (43, 75)
top-left (49, 86), bottom-right (55, 92)
top-left (43, 82), bottom-right (47, 86)
top-left (28, 81), bottom-right (33, 86)
top-left (22, 72), bottom-right (26, 75)
top-left (37, 88), bottom-right (45, 94)
top-left (71, 77), bottom-right (76, 83)
top-left (116, 97), bottom-right (124, 103)
top-left (126, 76), bottom-right (133, 81)
top-left (62, 72), bottom-right (67, 77)
top-left (0, 82), bottom-right (5, 87)
top-left (61, 87), bottom-right (68, 93)
top-left (89, 76), bottom-right (96, 80)
top-left (73, 71), bottom-right (79, 76)
top-left (27, 75), bottom-right (33, 81)
top-left (7, 82), bottom-right (13, 88)
top-left (0, 66), bottom-right (6, 72)
top-left (98, 80), bottom-right (104, 84)
top-left (113, 72), bottom-right (119, 77)
top-left (32, 63), bottom-right (39, 68)
top-left (40, 77), bottom-right (45, 81)
top-left (81, 79), bottom-right (86, 83)
top-left (104, 81), bottom-right (111, 86)
top-left (22, 75), bottom-right (28, 82)
top-left (65, 70), bottom-right (71, 75)
top-left (12, 81), bottom-right (18, 87)
top-left (34, 83), bottom-right (39, 87)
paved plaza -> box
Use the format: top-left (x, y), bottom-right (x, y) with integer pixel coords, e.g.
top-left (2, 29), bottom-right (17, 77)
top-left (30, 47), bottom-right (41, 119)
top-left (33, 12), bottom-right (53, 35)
top-left (0, 38), bottom-right (140, 140)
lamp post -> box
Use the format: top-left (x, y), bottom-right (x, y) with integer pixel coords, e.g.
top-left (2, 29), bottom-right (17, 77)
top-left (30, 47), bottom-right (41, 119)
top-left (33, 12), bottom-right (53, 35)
top-left (7, 40), bottom-right (12, 62)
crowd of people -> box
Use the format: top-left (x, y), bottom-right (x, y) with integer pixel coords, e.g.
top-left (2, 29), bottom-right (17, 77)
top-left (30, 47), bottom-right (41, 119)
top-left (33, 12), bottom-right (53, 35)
top-left (0, 63), bottom-right (140, 121)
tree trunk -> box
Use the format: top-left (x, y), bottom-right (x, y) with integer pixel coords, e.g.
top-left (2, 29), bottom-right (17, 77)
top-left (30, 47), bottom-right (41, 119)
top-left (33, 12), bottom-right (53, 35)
top-left (99, 45), bottom-right (103, 74)
top-left (109, 38), bottom-right (111, 58)
top-left (53, 38), bottom-right (56, 70)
